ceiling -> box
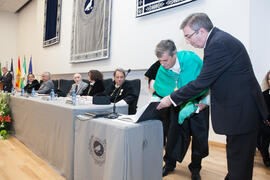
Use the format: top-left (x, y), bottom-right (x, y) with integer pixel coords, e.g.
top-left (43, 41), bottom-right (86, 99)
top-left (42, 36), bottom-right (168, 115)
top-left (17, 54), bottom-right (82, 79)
top-left (0, 0), bottom-right (30, 13)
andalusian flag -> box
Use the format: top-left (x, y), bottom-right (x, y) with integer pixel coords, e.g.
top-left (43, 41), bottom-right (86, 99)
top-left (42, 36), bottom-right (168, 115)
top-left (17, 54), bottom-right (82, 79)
top-left (15, 57), bottom-right (21, 88)
top-left (20, 56), bottom-right (27, 88)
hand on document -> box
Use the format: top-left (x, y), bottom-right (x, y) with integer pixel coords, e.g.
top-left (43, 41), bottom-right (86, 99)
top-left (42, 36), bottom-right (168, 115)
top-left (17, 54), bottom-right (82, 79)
top-left (118, 102), bottom-right (160, 123)
top-left (195, 103), bottom-right (208, 113)
top-left (156, 96), bottom-right (172, 110)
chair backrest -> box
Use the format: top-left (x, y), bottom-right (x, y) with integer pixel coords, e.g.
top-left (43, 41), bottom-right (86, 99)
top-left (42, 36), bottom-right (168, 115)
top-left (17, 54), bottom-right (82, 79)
top-left (126, 79), bottom-right (141, 114)
top-left (103, 78), bottom-right (113, 94)
top-left (52, 80), bottom-right (59, 89)
top-left (59, 79), bottom-right (74, 96)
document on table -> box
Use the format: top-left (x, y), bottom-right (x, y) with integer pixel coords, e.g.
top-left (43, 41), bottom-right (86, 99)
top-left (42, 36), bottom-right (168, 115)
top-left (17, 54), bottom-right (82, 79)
top-left (118, 102), bottom-right (161, 123)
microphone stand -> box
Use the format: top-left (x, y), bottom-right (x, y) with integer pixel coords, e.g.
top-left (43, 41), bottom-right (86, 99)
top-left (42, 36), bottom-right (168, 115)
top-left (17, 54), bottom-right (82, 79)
top-left (107, 69), bottom-right (131, 119)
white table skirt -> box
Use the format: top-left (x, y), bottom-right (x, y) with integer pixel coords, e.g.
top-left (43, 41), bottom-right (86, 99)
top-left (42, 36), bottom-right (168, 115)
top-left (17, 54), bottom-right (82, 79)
top-left (74, 115), bottom-right (163, 180)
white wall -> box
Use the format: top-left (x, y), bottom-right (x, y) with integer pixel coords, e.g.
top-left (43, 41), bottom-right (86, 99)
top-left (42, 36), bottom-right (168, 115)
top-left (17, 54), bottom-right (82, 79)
top-left (16, 0), bottom-right (252, 76)
top-left (250, 0), bottom-right (270, 84)
top-left (0, 11), bottom-right (17, 67)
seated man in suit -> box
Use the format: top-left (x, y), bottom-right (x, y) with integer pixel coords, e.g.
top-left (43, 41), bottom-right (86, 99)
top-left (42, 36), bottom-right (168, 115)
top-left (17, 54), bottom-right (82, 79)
top-left (37, 72), bottom-right (54, 94)
top-left (152, 40), bottom-right (209, 180)
top-left (67, 73), bottom-right (88, 96)
top-left (106, 68), bottom-right (137, 114)
top-left (0, 67), bottom-right (13, 92)
top-left (82, 70), bottom-right (105, 96)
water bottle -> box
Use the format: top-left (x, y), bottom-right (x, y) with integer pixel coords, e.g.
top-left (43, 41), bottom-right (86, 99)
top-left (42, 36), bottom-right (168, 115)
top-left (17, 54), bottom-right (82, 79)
top-left (50, 89), bottom-right (55, 100)
top-left (21, 88), bottom-right (24, 96)
top-left (11, 87), bottom-right (15, 96)
top-left (72, 90), bottom-right (76, 105)
top-left (31, 88), bottom-right (35, 97)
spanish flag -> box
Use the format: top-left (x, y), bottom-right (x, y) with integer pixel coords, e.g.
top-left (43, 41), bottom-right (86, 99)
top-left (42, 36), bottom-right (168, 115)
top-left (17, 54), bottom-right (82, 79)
top-left (15, 57), bottom-right (21, 88)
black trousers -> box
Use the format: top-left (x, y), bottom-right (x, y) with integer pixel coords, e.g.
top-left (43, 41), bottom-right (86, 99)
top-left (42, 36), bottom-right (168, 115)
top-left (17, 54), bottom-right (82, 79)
top-left (157, 107), bottom-right (173, 145)
top-left (225, 130), bottom-right (257, 180)
top-left (257, 122), bottom-right (270, 160)
top-left (163, 106), bottom-right (209, 173)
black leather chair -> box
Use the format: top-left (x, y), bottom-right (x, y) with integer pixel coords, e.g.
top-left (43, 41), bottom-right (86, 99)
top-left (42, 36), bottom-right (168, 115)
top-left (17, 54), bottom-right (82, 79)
top-left (58, 79), bottom-right (74, 96)
top-left (52, 80), bottom-right (59, 90)
top-left (103, 78), bottom-right (113, 93)
top-left (126, 79), bottom-right (141, 114)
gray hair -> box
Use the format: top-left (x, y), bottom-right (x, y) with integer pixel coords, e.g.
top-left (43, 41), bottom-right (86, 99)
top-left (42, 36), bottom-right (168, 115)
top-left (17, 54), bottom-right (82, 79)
top-left (180, 13), bottom-right (213, 32)
top-left (73, 73), bottom-right (82, 78)
top-left (155, 39), bottom-right (177, 57)
top-left (114, 68), bottom-right (126, 77)
top-left (2, 67), bottom-right (8, 71)
top-left (43, 72), bottom-right (51, 78)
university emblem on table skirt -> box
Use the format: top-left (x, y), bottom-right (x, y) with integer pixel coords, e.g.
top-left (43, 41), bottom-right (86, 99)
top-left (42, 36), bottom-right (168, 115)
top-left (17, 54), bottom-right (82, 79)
top-left (89, 135), bottom-right (106, 166)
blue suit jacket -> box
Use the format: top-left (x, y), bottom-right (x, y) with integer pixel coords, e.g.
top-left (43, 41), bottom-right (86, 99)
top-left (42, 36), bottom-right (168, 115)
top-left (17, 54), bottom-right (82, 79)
top-left (171, 27), bottom-right (268, 135)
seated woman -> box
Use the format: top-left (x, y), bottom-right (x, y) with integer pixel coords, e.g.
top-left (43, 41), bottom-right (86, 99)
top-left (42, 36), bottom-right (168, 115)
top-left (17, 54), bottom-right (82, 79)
top-left (106, 68), bottom-right (137, 114)
top-left (82, 70), bottom-right (105, 96)
top-left (15, 73), bottom-right (40, 93)
top-left (257, 70), bottom-right (270, 167)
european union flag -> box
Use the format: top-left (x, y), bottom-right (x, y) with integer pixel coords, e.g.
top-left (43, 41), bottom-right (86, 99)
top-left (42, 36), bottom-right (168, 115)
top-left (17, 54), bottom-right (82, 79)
top-left (28, 56), bottom-right (33, 74)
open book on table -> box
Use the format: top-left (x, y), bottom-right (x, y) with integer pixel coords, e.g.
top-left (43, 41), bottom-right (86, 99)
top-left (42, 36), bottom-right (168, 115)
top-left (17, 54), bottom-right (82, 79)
top-left (118, 102), bottom-right (161, 123)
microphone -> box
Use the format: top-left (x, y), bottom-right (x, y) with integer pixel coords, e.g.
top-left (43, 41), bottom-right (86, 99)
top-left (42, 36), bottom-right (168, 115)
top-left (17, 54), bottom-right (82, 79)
top-left (106, 69), bottom-right (131, 119)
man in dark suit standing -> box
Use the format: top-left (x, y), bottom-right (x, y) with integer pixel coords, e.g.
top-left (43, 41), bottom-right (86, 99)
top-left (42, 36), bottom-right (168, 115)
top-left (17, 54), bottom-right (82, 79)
top-left (0, 67), bottom-right (13, 92)
top-left (157, 13), bottom-right (268, 180)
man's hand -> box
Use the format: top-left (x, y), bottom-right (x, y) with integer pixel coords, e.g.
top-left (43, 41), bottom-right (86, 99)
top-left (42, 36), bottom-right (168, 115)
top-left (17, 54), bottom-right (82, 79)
top-left (148, 79), bottom-right (155, 91)
top-left (264, 120), bottom-right (270, 127)
top-left (156, 96), bottom-right (172, 110)
top-left (195, 103), bottom-right (208, 112)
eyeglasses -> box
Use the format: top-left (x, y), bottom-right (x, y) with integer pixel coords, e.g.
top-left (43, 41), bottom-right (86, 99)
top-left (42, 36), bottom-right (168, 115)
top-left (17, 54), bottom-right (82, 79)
top-left (184, 30), bottom-right (198, 39)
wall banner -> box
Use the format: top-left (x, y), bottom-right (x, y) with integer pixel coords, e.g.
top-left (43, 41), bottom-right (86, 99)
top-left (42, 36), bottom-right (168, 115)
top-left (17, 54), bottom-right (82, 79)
top-left (71, 0), bottom-right (112, 63)
top-left (136, 0), bottom-right (196, 18)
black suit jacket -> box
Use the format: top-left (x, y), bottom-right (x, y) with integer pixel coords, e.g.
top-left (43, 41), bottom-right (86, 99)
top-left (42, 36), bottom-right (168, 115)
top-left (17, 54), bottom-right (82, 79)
top-left (106, 81), bottom-right (138, 114)
top-left (82, 80), bottom-right (105, 96)
top-left (171, 27), bottom-right (268, 135)
top-left (107, 81), bottom-right (136, 104)
top-left (0, 71), bottom-right (12, 92)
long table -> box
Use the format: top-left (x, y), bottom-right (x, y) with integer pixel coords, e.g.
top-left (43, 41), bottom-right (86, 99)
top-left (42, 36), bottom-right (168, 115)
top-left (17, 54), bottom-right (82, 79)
top-left (10, 95), bottom-right (128, 180)
top-left (74, 115), bottom-right (163, 180)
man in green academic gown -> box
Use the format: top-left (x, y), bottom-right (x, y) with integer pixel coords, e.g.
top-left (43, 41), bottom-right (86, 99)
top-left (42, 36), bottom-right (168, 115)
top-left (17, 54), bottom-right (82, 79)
top-left (153, 40), bottom-right (209, 180)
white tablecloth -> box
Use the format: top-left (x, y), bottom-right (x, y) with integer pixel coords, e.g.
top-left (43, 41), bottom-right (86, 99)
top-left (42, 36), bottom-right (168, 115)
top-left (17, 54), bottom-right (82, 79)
top-left (74, 115), bottom-right (163, 180)
top-left (10, 95), bottom-right (128, 180)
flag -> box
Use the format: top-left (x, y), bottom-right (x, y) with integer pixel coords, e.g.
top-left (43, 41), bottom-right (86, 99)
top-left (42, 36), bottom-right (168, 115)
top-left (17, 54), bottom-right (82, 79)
top-left (20, 56), bottom-right (27, 88)
top-left (0, 62), bottom-right (2, 77)
top-left (10, 58), bottom-right (14, 88)
top-left (28, 56), bottom-right (33, 74)
top-left (10, 58), bottom-right (14, 78)
top-left (15, 57), bottom-right (21, 88)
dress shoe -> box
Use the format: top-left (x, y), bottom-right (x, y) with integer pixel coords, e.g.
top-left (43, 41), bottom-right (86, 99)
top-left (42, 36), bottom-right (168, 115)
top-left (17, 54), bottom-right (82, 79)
top-left (191, 172), bottom-right (201, 180)
top-left (263, 158), bottom-right (270, 167)
top-left (162, 165), bottom-right (175, 177)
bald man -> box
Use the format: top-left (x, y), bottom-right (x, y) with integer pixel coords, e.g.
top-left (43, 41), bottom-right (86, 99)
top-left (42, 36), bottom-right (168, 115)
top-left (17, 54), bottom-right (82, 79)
top-left (67, 73), bottom-right (88, 96)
